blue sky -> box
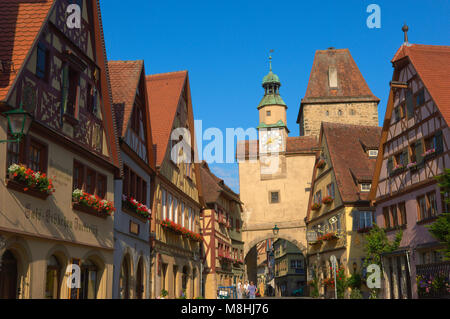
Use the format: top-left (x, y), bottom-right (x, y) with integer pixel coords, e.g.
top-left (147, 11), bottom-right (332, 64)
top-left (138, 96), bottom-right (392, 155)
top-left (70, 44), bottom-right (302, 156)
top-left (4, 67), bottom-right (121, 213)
top-left (100, 0), bottom-right (449, 193)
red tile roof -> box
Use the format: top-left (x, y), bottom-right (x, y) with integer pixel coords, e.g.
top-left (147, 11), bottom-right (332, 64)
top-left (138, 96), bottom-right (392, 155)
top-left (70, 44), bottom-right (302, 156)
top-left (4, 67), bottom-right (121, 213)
top-left (322, 122), bottom-right (381, 203)
top-left (108, 60), bottom-right (144, 137)
top-left (199, 161), bottom-right (240, 204)
top-left (146, 71), bottom-right (187, 166)
top-left (0, 0), bottom-right (55, 102)
top-left (392, 44), bottom-right (450, 126)
top-left (301, 48), bottom-right (379, 105)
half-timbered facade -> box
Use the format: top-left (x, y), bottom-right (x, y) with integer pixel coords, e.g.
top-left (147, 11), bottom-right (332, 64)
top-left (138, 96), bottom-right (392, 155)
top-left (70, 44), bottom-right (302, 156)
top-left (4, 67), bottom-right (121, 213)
top-left (0, 0), bottom-right (119, 299)
top-left (109, 60), bottom-right (156, 299)
top-left (306, 122), bottom-right (381, 298)
top-left (146, 71), bottom-right (204, 299)
top-left (199, 161), bottom-right (244, 299)
top-left (370, 42), bottom-right (450, 299)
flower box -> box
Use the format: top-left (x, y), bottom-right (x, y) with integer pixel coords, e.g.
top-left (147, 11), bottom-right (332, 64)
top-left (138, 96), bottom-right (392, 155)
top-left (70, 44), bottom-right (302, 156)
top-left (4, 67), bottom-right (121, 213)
top-left (390, 165), bottom-right (405, 176)
top-left (72, 189), bottom-right (115, 218)
top-left (423, 149), bottom-right (437, 161)
top-left (311, 203), bottom-right (322, 211)
top-left (7, 164), bottom-right (55, 199)
top-left (6, 179), bottom-right (50, 200)
top-left (318, 232), bottom-right (338, 241)
top-left (160, 219), bottom-right (204, 242)
top-left (122, 195), bottom-right (151, 221)
top-left (322, 196), bottom-right (334, 205)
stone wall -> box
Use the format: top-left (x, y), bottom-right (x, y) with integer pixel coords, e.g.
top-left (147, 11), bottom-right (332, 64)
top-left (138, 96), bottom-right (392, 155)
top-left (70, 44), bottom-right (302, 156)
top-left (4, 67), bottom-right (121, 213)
top-left (300, 101), bottom-right (379, 137)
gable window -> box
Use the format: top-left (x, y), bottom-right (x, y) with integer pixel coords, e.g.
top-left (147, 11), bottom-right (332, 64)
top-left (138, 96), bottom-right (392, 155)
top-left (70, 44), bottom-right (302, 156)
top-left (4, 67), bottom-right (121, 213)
top-left (415, 89), bottom-right (425, 108)
top-left (360, 183), bottom-right (371, 192)
top-left (266, 110), bottom-right (271, 116)
top-left (406, 89), bottom-right (414, 119)
top-left (314, 190), bottom-right (322, 204)
top-left (326, 183), bottom-right (335, 198)
top-left (368, 149), bottom-right (378, 158)
top-left (61, 64), bottom-right (80, 119)
top-left (270, 191), bottom-right (280, 204)
top-left (36, 42), bottom-right (49, 80)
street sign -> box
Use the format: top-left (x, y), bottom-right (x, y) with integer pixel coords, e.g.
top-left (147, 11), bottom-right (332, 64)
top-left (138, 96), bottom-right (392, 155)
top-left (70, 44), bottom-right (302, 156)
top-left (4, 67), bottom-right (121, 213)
top-left (306, 231), bottom-right (318, 242)
top-left (329, 216), bottom-right (338, 224)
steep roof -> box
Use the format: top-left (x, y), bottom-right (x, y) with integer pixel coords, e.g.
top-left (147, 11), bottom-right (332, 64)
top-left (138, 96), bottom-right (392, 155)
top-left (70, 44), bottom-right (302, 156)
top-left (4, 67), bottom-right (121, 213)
top-left (301, 48), bottom-right (379, 104)
top-left (146, 71), bottom-right (187, 166)
top-left (199, 161), bottom-right (240, 204)
top-left (0, 0), bottom-right (55, 102)
top-left (236, 135), bottom-right (318, 160)
top-left (108, 60), bottom-right (144, 137)
top-left (322, 122), bottom-right (381, 203)
top-left (392, 44), bottom-right (450, 126)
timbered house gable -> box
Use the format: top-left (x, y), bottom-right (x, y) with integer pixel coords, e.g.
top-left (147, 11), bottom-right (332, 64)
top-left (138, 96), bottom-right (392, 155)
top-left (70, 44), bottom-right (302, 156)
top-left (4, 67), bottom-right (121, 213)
top-left (109, 60), bottom-right (155, 171)
top-left (146, 71), bottom-right (203, 206)
top-left (1, 0), bottom-right (119, 167)
top-left (371, 44), bottom-right (450, 202)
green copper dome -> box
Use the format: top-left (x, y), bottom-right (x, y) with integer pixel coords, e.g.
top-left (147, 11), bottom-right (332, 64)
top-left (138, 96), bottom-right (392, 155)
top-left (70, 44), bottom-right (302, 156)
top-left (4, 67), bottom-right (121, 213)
top-left (262, 71), bottom-right (281, 85)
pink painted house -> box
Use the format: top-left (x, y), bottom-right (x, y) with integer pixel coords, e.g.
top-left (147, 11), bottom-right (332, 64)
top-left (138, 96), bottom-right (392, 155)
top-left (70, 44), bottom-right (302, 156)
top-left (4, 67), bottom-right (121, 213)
top-left (370, 34), bottom-right (450, 299)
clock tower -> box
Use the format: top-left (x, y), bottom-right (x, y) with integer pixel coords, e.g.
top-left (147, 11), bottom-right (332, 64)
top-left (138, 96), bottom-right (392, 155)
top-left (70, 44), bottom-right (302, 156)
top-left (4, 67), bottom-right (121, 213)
top-left (257, 55), bottom-right (288, 155)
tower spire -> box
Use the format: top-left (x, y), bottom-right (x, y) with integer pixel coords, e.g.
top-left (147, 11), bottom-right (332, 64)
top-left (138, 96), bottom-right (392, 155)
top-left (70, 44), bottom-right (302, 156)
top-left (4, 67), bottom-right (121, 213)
top-left (402, 23), bottom-right (410, 46)
top-left (269, 49), bottom-right (274, 72)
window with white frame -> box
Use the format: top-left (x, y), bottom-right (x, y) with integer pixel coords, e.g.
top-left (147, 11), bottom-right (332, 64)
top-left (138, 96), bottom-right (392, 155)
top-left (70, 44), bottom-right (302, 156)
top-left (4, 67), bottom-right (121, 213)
top-left (188, 207), bottom-right (192, 231)
top-left (168, 194), bottom-right (173, 221)
top-left (162, 189), bottom-right (167, 220)
top-left (368, 149), bottom-right (378, 158)
top-left (360, 183), bottom-right (371, 192)
top-left (181, 202), bottom-right (185, 227)
top-left (173, 198), bottom-right (178, 223)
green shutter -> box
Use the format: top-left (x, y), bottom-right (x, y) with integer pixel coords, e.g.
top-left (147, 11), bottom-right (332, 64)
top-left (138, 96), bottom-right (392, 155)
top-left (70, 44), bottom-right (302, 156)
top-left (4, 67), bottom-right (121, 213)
top-left (387, 157), bottom-right (393, 174)
top-left (402, 149), bottom-right (409, 166)
top-left (435, 130), bottom-right (444, 154)
top-left (406, 90), bottom-right (414, 119)
top-left (61, 64), bottom-right (69, 115)
top-left (415, 140), bottom-right (424, 164)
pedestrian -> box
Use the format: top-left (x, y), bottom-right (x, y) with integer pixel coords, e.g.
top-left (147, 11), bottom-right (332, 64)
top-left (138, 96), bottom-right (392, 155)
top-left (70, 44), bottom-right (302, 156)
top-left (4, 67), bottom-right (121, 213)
top-left (243, 281), bottom-right (249, 298)
top-left (237, 281), bottom-right (243, 299)
top-left (248, 281), bottom-right (257, 299)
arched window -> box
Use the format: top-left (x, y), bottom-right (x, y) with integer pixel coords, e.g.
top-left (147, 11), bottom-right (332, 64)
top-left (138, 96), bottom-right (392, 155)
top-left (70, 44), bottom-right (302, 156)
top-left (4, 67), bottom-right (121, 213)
top-left (338, 110), bottom-right (343, 116)
top-left (0, 250), bottom-right (18, 299)
top-left (80, 260), bottom-right (98, 299)
top-left (182, 266), bottom-right (189, 292)
top-left (119, 257), bottom-right (129, 299)
top-left (45, 255), bottom-right (61, 299)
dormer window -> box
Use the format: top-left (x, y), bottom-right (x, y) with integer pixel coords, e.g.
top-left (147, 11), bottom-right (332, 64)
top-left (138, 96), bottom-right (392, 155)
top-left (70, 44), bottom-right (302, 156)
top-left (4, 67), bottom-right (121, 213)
top-left (328, 66), bottom-right (338, 89)
top-left (360, 183), bottom-right (371, 192)
top-left (267, 110), bottom-right (271, 116)
top-left (368, 149), bottom-right (378, 158)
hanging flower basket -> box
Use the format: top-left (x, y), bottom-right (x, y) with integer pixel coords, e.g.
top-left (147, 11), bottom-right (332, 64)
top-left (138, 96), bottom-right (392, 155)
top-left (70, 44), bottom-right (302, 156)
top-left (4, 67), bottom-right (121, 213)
top-left (7, 164), bottom-right (55, 198)
top-left (72, 189), bottom-right (115, 217)
top-left (122, 194), bottom-right (151, 220)
top-left (322, 196), bottom-right (334, 205)
top-left (311, 203), bottom-right (322, 211)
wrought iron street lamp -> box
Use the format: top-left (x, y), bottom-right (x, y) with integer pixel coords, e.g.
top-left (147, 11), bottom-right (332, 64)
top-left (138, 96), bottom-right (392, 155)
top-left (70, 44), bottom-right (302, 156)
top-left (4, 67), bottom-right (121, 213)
top-left (0, 105), bottom-right (33, 143)
top-left (272, 225), bottom-right (279, 236)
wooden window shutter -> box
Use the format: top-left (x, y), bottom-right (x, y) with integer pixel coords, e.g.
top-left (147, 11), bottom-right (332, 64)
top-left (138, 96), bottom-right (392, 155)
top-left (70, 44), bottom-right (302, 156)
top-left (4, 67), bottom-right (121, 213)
top-left (435, 130), bottom-right (444, 154)
top-left (402, 149), bottom-right (409, 166)
top-left (387, 157), bottom-right (394, 174)
top-left (415, 140), bottom-right (424, 164)
top-left (406, 90), bottom-right (414, 119)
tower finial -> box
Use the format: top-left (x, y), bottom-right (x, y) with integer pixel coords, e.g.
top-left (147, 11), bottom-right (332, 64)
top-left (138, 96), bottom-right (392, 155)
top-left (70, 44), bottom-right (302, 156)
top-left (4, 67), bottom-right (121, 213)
top-left (402, 23), bottom-right (409, 45)
top-left (269, 49), bottom-right (274, 72)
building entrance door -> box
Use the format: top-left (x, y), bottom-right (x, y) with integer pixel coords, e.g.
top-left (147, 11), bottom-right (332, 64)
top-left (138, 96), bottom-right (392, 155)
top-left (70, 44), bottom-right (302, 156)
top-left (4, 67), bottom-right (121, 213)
top-left (0, 250), bottom-right (18, 299)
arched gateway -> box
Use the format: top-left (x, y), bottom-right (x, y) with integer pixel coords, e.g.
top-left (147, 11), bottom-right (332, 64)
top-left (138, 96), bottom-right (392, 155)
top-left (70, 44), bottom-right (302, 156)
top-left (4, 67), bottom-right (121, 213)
top-left (237, 57), bottom-right (318, 272)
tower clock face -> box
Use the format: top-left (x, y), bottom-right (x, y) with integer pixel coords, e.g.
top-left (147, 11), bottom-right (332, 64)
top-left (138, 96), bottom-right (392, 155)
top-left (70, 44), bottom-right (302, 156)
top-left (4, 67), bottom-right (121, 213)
top-left (260, 129), bottom-right (283, 154)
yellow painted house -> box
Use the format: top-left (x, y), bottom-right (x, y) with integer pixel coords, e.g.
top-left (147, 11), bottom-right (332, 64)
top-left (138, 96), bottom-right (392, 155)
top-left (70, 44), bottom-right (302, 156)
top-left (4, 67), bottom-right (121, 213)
top-left (306, 122), bottom-right (381, 298)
